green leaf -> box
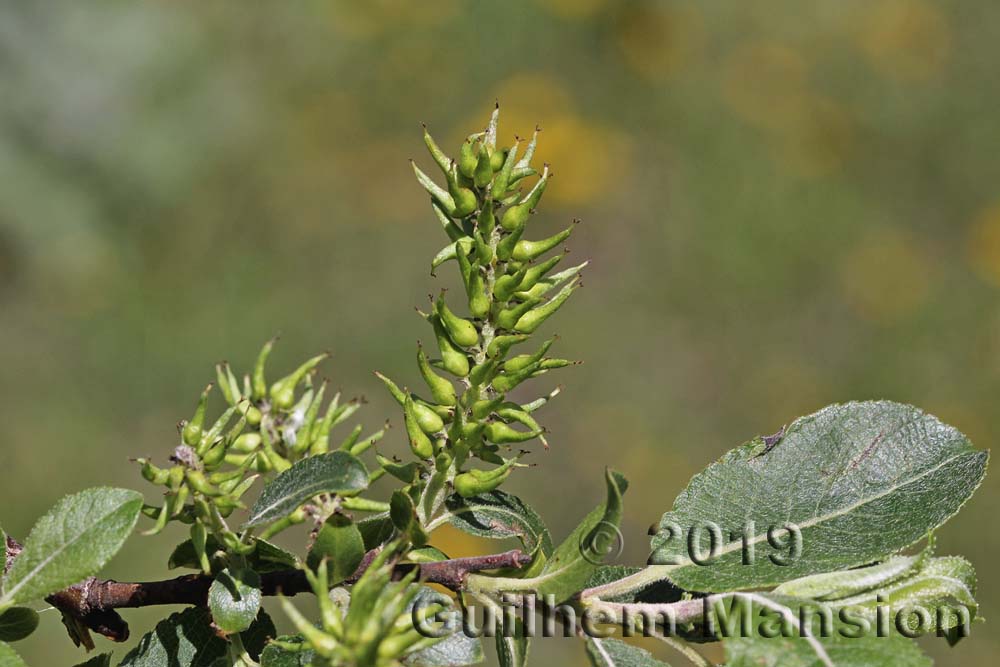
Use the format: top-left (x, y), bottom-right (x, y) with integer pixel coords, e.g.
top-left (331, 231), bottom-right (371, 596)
top-left (532, 469), bottom-right (627, 602)
top-left (307, 514), bottom-right (365, 585)
top-left (119, 607), bottom-right (274, 666)
top-left (403, 588), bottom-right (483, 666)
top-left (260, 635), bottom-right (314, 666)
top-left (0, 608), bottom-right (38, 642)
top-left (208, 568), bottom-right (262, 634)
top-left (777, 555), bottom-right (979, 635)
top-left (358, 514), bottom-right (394, 551)
top-left (495, 617), bottom-right (529, 667)
top-left (245, 451), bottom-right (368, 528)
top-left (169, 537), bottom-right (296, 573)
top-left (73, 654), bottom-right (112, 667)
top-left (1, 487), bottom-right (142, 605)
top-left (650, 402), bottom-right (988, 591)
top-left (0, 642), bottom-right (26, 667)
top-left (584, 566), bottom-right (683, 605)
top-left (586, 638), bottom-right (670, 666)
top-left (724, 633), bottom-right (931, 667)
top-left (444, 490), bottom-right (554, 555)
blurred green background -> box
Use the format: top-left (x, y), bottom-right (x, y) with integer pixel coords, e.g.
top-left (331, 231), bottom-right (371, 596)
top-left (1, 1), bottom-right (997, 665)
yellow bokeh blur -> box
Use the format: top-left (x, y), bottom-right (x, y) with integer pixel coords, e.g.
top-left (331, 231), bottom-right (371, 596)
top-left (858, 0), bottom-right (951, 82)
top-left (967, 204), bottom-right (1000, 287)
top-left (840, 227), bottom-right (932, 323)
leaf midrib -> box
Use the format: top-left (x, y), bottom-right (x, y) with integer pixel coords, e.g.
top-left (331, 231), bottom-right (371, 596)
top-left (664, 450), bottom-right (975, 571)
top-left (1, 496), bottom-right (135, 604)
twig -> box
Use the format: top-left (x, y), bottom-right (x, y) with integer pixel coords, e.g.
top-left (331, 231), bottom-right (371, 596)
top-left (4, 536), bottom-right (528, 645)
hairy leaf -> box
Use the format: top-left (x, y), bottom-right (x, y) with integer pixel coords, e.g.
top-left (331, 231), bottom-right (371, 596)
top-left (724, 633), bottom-right (931, 667)
top-left (119, 607), bottom-right (274, 666)
top-left (358, 514), bottom-right (394, 551)
top-left (650, 402), bottom-right (988, 591)
top-left (444, 490), bottom-right (554, 555)
top-left (73, 654), bottom-right (112, 667)
top-left (0, 608), bottom-right (38, 642)
top-left (260, 635), bottom-right (314, 666)
top-left (404, 588), bottom-right (483, 666)
top-left (209, 568), bottom-right (262, 634)
top-left (0, 642), bottom-right (26, 667)
top-left (307, 514), bottom-right (365, 586)
top-left (495, 617), bottom-right (529, 667)
top-left (245, 451), bottom-right (368, 528)
top-left (586, 638), bottom-right (670, 666)
top-left (1, 487), bottom-right (142, 605)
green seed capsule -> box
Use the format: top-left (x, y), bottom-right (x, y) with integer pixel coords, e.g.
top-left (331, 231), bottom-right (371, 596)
top-left (484, 421), bottom-right (543, 444)
top-left (491, 140), bottom-right (519, 199)
top-left (495, 297), bottom-right (541, 330)
top-left (478, 199), bottom-right (496, 237)
top-left (496, 223), bottom-right (524, 262)
top-left (418, 343), bottom-right (457, 406)
top-left (493, 264), bottom-right (529, 303)
top-left (270, 353), bottom-right (328, 410)
top-left (473, 227), bottom-right (493, 265)
top-left (491, 365), bottom-right (539, 393)
top-left (500, 203), bottom-right (531, 232)
top-left (185, 470), bottom-right (223, 497)
top-left (459, 138), bottom-right (479, 179)
top-left (516, 254), bottom-right (563, 293)
top-left (514, 280), bottom-right (580, 333)
top-left (422, 125), bottom-right (452, 176)
top-left (515, 260), bottom-right (588, 301)
top-left (403, 396), bottom-right (444, 443)
top-left (512, 222), bottom-right (575, 262)
top-left (436, 294), bottom-right (479, 347)
top-left (252, 338), bottom-right (276, 401)
top-left (473, 143), bottom-right (494, 189)
top-left (490, 147), bottom-right (507, 172)
top-left (515, 125), bottom-right (540, 170)
top-left (245, 404), bottom-right (262, 427)
top-left (431, 237), bottom-right (473, 276)
top-left (471, 396), bottom-right (504, 420)
top-left (469, 357), bottom-right (500, 387)
top-left (455, 238), bottom-right (474, 288)
top-left (467, 269), bottom-right (491, 319)
top-left (519, 164), bottom-right (550, 209)
top-left (496, 405), bottom-right (548, 448)
top-left (136, 458), bottom-right (170, 485)
top-left (182, 384), bottom-right (212, 447)
top-left (215, 363), bottom-right (239, 405)
top-left (405, 396), bottom-right (434, 459)
top-left (487, 334), bottom-right (530, 358)
top-left (377, 454), bottom-right (421, 484)
top-left (453, 458), bottom-right (519, 497)
top-left (433, 200), bottom-right (466, 241)
top-left (201, 440), bottom-right (228, 469)
top-left (447, 163), bottom-right (478, 218)
top-left (411, 160), bottom-right (456, 215)
top-left (503, 337), bottom-right (556, 372)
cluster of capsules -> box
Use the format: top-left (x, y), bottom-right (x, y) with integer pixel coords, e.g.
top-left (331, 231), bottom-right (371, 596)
top-left (379, 105), bottom-right (585, 498)
top-left (135, 343), bottom-right (385, 569)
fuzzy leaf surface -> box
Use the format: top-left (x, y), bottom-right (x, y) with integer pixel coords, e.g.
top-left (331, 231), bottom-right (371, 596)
top-left (586, 638), bottom-right (670, 666)
top-left (2, 487), bottom-right (142, 605)
top-left (245, 451), bottom-right (368, 527)
top-left (650, 401), bottom-right (988, 591)
top-left (208, 568), bottom-right (262, 634)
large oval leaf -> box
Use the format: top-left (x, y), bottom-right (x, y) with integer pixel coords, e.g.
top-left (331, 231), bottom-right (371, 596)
top-left (1, 487), bottom-right (142, 605)
top-left (245, 452), bottom-right (368, 528)
top-left (649, 402), bottom-right (988, 592)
